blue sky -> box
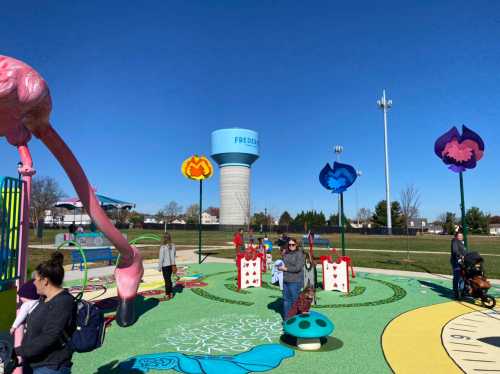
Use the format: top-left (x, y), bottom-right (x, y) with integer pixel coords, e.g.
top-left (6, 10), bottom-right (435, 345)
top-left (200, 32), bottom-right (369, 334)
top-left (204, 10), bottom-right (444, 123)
top-left (1, 1), bottom-right (499, 221)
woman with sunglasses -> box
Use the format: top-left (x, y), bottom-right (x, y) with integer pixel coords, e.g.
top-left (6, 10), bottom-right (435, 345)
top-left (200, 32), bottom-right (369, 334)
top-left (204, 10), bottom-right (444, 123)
top-left (279, 238), bottom-right (305, 320)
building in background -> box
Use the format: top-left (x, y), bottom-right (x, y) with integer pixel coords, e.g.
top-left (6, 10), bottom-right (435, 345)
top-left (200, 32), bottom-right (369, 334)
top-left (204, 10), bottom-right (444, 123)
top-left (489, 224), bottom-right (500, 236)
top-left (201, 212), bottom-right (219, 224)
top-left (211, 128), bottom-right (260, 225)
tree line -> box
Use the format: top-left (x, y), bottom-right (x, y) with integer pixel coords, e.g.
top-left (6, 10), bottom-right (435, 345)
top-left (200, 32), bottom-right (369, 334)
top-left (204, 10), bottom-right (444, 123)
top-left (25, 177), bottom-right (496, 234)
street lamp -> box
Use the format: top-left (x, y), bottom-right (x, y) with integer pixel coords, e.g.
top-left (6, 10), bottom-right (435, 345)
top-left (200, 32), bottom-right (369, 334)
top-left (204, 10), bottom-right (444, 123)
top-left (377, 89), bottom-right (393, 235)
top-left (334, 145), bottom-right (343, 226)
top-left (355, 170), bottom-right (362, 226)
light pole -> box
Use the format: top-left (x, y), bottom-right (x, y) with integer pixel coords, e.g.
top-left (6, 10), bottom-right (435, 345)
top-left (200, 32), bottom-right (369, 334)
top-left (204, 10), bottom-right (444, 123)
top-left (334, 145), bottom-right (343, 226)
top-left (355, 170), bottom-right (362, 226)
top-left (377, 90), bottom-right (392, 235)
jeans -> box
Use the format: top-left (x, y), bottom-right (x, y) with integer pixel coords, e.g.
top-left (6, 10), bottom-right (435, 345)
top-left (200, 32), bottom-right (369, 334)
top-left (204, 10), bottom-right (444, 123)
top-left (161, 266), bottom-right (173, 295)
top-left (32, 367), bottom-right (71, 374)
top-left (283, 282), bottom-right (301, 320)
top-left (451, 262), bottom-right (463, 296)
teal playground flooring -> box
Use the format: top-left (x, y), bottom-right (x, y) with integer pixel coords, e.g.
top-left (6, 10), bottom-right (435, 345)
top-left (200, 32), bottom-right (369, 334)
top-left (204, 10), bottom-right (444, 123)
top-left (68, 263), bottom-right (500, 374)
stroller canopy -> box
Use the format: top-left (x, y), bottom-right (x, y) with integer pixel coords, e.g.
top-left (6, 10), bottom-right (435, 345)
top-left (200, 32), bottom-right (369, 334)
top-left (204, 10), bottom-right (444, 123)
top-left (464, 251), bottom-right (483, 267)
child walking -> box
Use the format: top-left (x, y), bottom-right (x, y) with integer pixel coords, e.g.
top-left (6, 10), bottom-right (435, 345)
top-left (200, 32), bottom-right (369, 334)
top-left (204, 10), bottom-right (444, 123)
top-left (158, 233), bottom-right (177, 300)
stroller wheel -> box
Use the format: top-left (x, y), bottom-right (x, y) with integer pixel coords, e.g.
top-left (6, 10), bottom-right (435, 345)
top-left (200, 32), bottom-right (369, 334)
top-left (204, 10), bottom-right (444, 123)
top-left (481, 295), bottom-right (496, 309)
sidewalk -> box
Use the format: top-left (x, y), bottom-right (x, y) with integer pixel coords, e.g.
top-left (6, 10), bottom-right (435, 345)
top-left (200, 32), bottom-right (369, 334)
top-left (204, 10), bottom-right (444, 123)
top-left (63, 249), bottom-right (500, 286)
top-left (64, 250), bottom-right (233, 281)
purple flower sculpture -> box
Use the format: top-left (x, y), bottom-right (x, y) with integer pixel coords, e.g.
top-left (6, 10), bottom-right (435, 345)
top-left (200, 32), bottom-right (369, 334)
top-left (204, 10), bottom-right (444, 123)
top-left (319, 161), bottom-right (357, 193)
top-left (434, 125), bottom-right (484, 173)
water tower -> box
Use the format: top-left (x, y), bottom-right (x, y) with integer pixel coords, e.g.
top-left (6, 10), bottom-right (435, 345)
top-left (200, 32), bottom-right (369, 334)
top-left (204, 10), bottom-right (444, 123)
top-left (211, 128), bottom-right (259, 225)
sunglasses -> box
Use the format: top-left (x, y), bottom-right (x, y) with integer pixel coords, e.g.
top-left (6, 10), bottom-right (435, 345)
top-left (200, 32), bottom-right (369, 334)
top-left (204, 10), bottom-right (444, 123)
top-left (288, 243), bottom-right (296, 246)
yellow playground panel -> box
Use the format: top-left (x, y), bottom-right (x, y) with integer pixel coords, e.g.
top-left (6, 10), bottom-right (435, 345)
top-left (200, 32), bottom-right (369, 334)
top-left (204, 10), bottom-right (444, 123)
top-left (0, 177), bottom-right (23, 331)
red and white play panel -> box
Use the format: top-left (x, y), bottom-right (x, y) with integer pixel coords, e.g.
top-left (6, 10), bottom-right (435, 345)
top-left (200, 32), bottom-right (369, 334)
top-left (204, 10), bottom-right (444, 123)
top-left (320, 255), bottom-right (353, 293)
top-left (237, 253), bottom-right (264, 290)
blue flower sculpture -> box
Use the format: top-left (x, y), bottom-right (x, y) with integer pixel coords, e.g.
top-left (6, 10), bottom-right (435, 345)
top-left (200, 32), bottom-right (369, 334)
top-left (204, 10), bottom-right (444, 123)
top-left (319, 161), bottom-right (357, 193)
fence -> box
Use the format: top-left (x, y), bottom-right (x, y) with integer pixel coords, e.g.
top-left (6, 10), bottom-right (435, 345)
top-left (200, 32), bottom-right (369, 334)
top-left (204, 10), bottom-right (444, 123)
top-left (137, 223), bottom-right (421, 236)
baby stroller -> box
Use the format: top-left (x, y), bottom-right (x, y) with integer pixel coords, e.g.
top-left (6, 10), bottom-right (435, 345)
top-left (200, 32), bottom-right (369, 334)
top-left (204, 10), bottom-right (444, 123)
top-left (459, 251), bottom-right (496, 309)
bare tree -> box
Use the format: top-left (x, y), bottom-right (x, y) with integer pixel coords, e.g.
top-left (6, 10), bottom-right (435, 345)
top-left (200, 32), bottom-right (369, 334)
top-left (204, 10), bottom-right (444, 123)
top-left (400, 185), bottom-right (421, 228)
top-left (400, 184), bottom-right (421, 260)
top-left (31, 176), bottom-right (65, 229)
top-left (185, 204), bottom-right (200, 224)
top-left (106, 208), bottom-right (130, 225)
top-left (164, 201), bottom-right (183, 223)
top-left (154, 209), bottom-right (165, 224)
top-left (356, 208), bottom-right (373, 227)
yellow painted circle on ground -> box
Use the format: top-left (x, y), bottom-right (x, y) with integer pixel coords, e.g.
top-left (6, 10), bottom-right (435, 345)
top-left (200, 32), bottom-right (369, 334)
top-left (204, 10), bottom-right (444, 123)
top-left (382, 300), bottom-right (499, 374)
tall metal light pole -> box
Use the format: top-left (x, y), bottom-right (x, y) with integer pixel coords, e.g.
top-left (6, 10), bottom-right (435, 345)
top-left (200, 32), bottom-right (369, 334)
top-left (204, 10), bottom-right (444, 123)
top-left (334, 145), bottom-right (343, 226)
top-left (355, 170), bottom-right (362, 226)
top-left (377, 90), bottom-right (393, 235)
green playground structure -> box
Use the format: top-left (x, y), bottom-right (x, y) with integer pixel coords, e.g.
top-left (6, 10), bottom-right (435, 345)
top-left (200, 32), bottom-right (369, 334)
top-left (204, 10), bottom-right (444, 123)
top-left (0, 176), bottom-right (24, 331)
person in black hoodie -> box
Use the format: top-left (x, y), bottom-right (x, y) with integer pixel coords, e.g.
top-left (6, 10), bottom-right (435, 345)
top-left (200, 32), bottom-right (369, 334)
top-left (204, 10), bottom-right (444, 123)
top-left (450, 230), bottom-right (467, 299)
top-left (15, 252), bottom-right (75, 374)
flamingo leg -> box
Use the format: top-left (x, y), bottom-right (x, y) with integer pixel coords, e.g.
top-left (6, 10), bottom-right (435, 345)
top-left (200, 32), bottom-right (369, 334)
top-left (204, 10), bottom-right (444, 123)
top-left (37, 126), bottom-right (143, 326)
top-left (16, 144), bottom-right (35, 284)
top-left (12, 144), bottom-right (35, 374)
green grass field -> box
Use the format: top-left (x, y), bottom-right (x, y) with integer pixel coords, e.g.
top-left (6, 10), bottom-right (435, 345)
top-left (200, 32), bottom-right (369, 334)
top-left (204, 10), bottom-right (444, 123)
top-left (28, 229), bottom-right (500, 278)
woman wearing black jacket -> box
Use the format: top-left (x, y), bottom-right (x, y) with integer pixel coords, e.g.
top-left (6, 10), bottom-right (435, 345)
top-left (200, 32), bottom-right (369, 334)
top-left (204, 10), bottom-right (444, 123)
top-left (450, 231), bottom-right (467, 299)
top-left (15, 252), bottom-right (75, 374)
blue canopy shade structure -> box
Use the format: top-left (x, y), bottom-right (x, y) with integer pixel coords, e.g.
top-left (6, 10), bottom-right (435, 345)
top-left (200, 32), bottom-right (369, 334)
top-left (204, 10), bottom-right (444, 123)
top-left (54, 194), bottom-right (135, 211)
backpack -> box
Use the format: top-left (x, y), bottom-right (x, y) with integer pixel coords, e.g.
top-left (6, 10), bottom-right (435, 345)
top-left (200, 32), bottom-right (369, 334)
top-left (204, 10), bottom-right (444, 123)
top-left (66, 294), bottom-right (106, 353)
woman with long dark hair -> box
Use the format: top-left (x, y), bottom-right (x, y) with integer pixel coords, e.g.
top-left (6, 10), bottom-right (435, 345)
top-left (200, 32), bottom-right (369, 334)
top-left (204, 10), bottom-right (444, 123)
top-left (279, 238), bottom-right (305, 320)
top-left (15, 252), bottom-right (75, 374)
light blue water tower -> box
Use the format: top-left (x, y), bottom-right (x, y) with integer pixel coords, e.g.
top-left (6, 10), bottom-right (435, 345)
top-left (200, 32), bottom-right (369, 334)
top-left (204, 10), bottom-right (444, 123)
top-left (211, 128), bottom-right (260, 225)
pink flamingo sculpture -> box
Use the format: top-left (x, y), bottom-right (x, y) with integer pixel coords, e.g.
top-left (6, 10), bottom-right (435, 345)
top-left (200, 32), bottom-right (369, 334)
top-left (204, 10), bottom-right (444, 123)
top-left (0, 55), bottom-right (144, 328)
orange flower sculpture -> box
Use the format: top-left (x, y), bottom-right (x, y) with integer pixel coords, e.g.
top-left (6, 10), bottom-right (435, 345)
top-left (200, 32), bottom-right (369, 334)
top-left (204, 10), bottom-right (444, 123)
top-left (181, 155), bottom-right (213, 180)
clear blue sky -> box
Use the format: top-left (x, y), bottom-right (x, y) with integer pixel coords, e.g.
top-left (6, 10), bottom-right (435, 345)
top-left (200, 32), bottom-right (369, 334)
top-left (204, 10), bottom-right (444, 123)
top-left (1, 1), bottom-right (499, 221)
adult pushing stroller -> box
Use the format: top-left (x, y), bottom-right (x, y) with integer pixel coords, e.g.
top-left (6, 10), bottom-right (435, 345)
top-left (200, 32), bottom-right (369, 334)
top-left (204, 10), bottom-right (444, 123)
top-left (458, 251), bottom-right (496, 309)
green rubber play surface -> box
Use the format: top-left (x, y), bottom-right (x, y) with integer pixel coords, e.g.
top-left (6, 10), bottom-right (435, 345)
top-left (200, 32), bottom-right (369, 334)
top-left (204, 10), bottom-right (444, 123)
top-left (71, 263), bottom-right (500, 374)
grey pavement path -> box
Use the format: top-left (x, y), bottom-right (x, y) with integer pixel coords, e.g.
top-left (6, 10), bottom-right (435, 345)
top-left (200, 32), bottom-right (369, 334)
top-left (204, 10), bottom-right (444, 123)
top-left (63, 249), bottom-right (500, 286)
top-left (64, 250), bottom-right (233, 281)
top-left (30, 244), bottom-right (232, 250)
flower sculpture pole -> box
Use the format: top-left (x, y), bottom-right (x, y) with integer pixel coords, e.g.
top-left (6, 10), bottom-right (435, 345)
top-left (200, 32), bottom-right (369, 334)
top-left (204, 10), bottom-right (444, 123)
top-left (319, 161), bottom-right (358, 256)
top-left (181, 155), bottom-right (214, 263)
top-left (434, 126), bottom-right (484, 248)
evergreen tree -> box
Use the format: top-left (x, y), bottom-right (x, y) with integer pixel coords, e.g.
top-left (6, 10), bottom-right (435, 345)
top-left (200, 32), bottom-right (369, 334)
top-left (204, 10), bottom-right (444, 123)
top-left (438, 212), bottom-right (457, 234)
top-left (465, 207), bottom-right (490, 234)
top-left (372, 200), bottom-right (403, 228)
top-left (279, 211), bottom-right (293, 226)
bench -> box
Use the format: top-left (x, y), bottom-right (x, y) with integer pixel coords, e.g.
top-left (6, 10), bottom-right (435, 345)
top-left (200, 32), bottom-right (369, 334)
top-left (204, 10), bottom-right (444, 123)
top-left (71, 248), bottom-right (117, 271)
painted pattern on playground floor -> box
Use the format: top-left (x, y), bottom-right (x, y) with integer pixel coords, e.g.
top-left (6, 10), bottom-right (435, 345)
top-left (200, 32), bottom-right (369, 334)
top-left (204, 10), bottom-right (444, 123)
top-left (382, 299), bottom-right (500, 374)
top-left (69, 263), bottom-right (500, 374)
top-left (442, 308), bottom-right (500, 373)
top-left (120, 344), bottom-right (294, 374)
top-left (153, 314), bottom-right (284, 355)
top-left (189, 271), bottom-right (407, 308)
